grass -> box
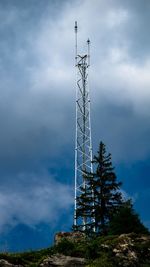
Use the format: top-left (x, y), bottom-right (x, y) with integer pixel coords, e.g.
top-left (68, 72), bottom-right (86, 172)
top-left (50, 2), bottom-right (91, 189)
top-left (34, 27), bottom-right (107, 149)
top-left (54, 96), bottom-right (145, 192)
top-left (0, 234), bottom-right (149, 266)
top-left (0, 247), bottom-right (54, 267)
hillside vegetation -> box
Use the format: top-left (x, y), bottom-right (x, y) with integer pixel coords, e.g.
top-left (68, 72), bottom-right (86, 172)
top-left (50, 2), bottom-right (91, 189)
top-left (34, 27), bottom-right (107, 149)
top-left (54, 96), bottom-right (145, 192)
top-left (0, 233), bottom-right (149, 266)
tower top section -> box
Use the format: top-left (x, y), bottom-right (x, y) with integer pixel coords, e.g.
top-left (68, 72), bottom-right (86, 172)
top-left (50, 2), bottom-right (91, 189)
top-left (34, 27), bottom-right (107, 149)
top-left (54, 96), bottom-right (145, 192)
top-left (74, 21), bottom-right (90, 67)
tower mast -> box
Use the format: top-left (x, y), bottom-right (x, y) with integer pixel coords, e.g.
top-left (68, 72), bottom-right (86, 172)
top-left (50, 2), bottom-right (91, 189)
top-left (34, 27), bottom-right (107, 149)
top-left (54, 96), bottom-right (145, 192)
top-left (74, 22), bottom-right (93, 230)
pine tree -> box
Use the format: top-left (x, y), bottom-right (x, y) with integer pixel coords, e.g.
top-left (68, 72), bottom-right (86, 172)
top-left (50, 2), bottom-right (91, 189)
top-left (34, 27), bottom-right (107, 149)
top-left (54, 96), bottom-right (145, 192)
top-left (92, 142), bottom-right (123, 234)
top-left (74, 141), bottom-right (123, 236)
top-left (74, 174), bottom-right (94, 235)
top-left (108, 200), bottom-right (149, 235)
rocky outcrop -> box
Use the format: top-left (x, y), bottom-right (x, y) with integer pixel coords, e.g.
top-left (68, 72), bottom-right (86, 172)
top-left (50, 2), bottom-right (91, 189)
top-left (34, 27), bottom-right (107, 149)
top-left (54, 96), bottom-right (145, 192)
top-left (0, 259), bottom-right (23, 267)
top-left (54, 232), bottom-right (85, 245)
top-left (39, 254), bottom-right (86, 267)
top-left (52, 233), bottom-right (150, 267)
top-left (0, 233), bottom-right (149, 266)
top-left (111, 234), bottom-right (150, 266)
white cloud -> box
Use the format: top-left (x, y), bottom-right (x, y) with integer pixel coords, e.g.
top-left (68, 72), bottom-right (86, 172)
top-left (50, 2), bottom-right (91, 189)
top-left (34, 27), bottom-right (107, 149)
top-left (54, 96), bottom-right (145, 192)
top-left (0, 172), bottom-right (73, 233)
top-left (93, 49), bottom-right (150, 113)
top-left (0, 1), bottom-right (150, 168)
top-left (25, 0), bottom-right (150, 117)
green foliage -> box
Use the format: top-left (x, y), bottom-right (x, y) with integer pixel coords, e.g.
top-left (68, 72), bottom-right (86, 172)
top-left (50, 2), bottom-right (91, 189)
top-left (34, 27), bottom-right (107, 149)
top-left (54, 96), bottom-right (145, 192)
top-left (135, 240), bottom-right (150, 266)
top-left (86, 234), bottom-right (150, 267)
top-left (108, 200), bottom-right (149, 235)
top-left (75, 141), bottom-right (149, 239)
top-left (140, 263), bottom-right (150, 267)
top-left (87, 253), bottom-right (115, 267)
top-left (53, 238), bottom-right (93, 258)
top-left (75, 141), bottom-right (123, 235)
top-left (54, 238), bottom-right (76, 256)
top-left (0, 234), bottom-right (149, 266)
top-left (0, 247), bottom-right (53, 267)
top-left (92, 142), bottom-right (123, 234)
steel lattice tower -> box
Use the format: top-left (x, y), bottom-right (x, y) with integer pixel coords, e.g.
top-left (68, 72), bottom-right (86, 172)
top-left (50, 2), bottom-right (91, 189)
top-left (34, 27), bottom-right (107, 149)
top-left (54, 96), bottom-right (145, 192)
top-left (74, 22), bottom-right (93, 229)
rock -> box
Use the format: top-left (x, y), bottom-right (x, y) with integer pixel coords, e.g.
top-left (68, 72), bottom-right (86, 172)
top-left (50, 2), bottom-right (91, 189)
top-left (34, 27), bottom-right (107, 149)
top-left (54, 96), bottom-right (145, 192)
top-left (0, 260), bottom-right (12, 267)
top-left (111, 234), bottom-right (150, 266)
top-left (0, 259), bottom-right (23, 267)
top-left (54, 232), bottom-right (85, 245)
top-left (39, 253), bottom-right (86, 267)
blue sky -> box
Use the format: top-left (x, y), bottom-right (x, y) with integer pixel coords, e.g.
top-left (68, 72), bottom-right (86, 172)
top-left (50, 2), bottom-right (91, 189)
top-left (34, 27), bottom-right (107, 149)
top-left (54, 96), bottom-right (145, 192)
top-left (0, 0), bottom-right (150, 251)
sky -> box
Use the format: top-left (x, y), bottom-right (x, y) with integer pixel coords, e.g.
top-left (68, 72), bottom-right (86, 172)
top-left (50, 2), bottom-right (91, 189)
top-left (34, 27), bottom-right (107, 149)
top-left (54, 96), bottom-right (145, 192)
top-left (0, 0), bottom-right (150, 251)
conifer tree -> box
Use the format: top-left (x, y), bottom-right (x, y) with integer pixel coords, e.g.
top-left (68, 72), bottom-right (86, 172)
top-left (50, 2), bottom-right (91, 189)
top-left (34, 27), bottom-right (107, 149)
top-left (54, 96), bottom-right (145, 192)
top-left (108, 200), bottom-right (149, 235)
top-left (74, 141), bottom-right (123, 235)
top-left (74, 175), bottom-right (94, 234)
top-left (92, 142), bottom-right (123, 234)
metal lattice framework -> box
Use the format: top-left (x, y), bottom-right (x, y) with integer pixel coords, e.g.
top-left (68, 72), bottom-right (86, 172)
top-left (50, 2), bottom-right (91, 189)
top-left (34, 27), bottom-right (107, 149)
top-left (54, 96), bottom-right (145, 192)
top-left (74, 22), bottom-right (93, 228)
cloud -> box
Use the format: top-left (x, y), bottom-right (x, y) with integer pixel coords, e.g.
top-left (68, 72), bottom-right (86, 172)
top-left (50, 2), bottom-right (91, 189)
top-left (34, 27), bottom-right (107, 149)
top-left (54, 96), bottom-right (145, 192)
top-left (0, 0), bottom-right (150, 234)
top-left (0, 172), bottom-right (73, 233)
top-left (1, 0), bottom-right (150, 166)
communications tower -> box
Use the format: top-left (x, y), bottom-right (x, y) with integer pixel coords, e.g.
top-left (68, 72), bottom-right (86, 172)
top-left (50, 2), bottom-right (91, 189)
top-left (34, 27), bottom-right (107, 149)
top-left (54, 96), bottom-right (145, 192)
top-left (74, 22), bottom-right (93, 229)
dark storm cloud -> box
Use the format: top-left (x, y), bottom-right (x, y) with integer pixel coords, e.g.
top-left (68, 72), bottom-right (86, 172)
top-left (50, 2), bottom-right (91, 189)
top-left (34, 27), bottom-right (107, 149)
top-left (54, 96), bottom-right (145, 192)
top-left (92, 100), bottom-right (150, 162)
top-left (0, 0), bottom-right (74, 230)
top-left (0, 0), bottom-right (74, 172)
top-left (0, 0), bottom-right (150, 231)
top-left (116, 0), bottom-right (150, 60)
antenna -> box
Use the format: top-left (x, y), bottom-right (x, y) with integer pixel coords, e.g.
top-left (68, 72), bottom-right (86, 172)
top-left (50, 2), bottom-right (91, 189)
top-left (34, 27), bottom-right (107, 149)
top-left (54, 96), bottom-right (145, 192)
top-left (74, 21), bottom-right (78, 65)
top-left (87, 38), bottom-right (90, 66)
